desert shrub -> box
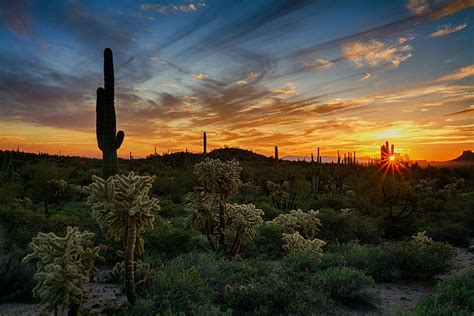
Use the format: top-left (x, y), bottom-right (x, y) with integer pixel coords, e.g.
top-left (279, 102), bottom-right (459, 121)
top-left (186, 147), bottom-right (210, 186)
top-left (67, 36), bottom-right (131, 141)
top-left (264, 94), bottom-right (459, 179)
top-left (0, 205), bottom-right (46, 251)
top-left (0, 250), bottom-right (35, 303)
top-left (284, 254), bottom-right (324, 279)
top-left (331, 240), bottom-right (455, 282)
top-left (130, 263), bottom-right (216, 315)
top-left (46, 213), bottom-right (81, 234)
top-left (402, 269), bottom-right (474, 315)
top-left (145, 225), bottom-right (208, 260)
top-left (390, 240), bottom-right (455, 281)
top-left (426, 221), bottom-right (470, 246)
top-left (318, 208), bottom-right (382, 244)
top-left (241, 224), bottom-right (285, 259)
top-left (314, 266), bottom-right (375, 302)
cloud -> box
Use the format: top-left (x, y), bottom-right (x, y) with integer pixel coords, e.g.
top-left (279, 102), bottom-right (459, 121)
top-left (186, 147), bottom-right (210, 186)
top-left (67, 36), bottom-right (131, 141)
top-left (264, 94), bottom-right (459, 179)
top-left (0, 0), bottom-right (30, 36)
top-left (305, 58), bottom-right (334, 70)
top-left (272, 83), bottom-right (297, 96)
top-left (245, 71), bottom-right (258, 79)
top-left (429, 22), bottom-right (468, 37)
top-left (361, 73), bottom-right (374, 80)
top-left (140, 2), bottom-right (206, 14)
top-left (342, 40), bottom-right (413, 71)
top-left (435, 65), bottom-right (474, 82)
top-left (193, 73), bottom-right (210, 80)
top-left (444, 105), bottom-right (474, 116)
top-left (407, 0), bottom-right (430, 15)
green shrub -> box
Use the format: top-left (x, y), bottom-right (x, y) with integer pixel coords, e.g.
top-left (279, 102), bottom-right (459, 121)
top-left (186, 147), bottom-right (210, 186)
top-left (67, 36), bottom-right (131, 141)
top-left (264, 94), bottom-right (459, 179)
top-left (331, 240), bottom-right (455, 282)
top-left (0, 250), bottom-right (35, 303)
top-left (0, 205), bottom-right (46, 251)
top-left (402, 269), bottom-right (474, 315)
top-left (390, 241), bottom-right (455, 281)
top-left (314, 267), bottom-right (375, 302)
top-left (318, 208), bottom-right (382, 244)
top-left (145, 225), bottom-right (208, 260)
top-left (130, 255), bottom-right (218, 315)
top-left (241, 224), bottom-right (285, 259)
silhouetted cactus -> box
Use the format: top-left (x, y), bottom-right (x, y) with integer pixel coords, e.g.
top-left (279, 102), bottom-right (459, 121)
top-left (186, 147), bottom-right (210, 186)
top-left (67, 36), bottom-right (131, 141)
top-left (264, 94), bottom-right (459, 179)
top-left (274, 145), bottom-right (279, 160)
top-left (22, 227), bottom-right (102, 315)
top-left (84, 172), bottom-right (160, 305)
top-left (203, 131), bottom-right (207, 159)
top-left (96, 48), bottom-right (124, 179)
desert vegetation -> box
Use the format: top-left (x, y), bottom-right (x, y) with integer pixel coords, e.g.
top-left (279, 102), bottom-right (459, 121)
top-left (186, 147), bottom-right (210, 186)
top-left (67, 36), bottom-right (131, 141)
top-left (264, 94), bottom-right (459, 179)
top-left (0, 146), bottom-right (473, 315)
top-left (0, 49), bottom-right (472, 315)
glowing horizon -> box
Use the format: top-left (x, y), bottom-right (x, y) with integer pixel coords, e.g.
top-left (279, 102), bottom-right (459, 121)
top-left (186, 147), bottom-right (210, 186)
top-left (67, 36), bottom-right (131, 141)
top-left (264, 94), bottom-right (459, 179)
top-left (0, 1), bottom-right (473, 161)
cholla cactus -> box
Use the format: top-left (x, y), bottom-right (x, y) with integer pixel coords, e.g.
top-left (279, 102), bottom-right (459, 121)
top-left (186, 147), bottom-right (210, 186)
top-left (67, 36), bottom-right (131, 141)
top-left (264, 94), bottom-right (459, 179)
top-left (268, 209), bottom-right (321, 239)
top-left (412, 231), bottom-right (433, 244)
top-left (282, 232), bottom-right (326, 258)
top-left (84, 171), bottom-right (160, 305)
top-left (22, 227), bottom-right (102, 315)
top-left (194, 158), bottom-right (241, 198)
top-left (225, 203), bottom-right (264, 258)
top-left (187, 159), bottom-right (263, 258)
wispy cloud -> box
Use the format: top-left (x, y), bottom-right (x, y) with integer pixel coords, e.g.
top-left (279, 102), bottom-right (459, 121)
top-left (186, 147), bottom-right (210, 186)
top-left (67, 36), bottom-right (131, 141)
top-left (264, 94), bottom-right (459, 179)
top-left (193, 72), bottom-right (210, 80)
top-left (342, 40), bottom-right (412, 71)
top-left (435, 65), bottom-right (474, 82)
top-left (407, 0), bottom-right (430, 15)
top-left (429, 22), bottom-right (468, 37)
top-left (305, 58), bottom-right (334, 70)
top-left (140, 2), bottom-right (206, 14)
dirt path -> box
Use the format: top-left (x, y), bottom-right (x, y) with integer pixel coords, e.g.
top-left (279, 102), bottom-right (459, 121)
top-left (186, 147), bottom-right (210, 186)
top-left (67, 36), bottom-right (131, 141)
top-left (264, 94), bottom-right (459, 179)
top-left (0, 282), bottom-right (126, 316)
top-left (336, 247), bottom-right (474, 315)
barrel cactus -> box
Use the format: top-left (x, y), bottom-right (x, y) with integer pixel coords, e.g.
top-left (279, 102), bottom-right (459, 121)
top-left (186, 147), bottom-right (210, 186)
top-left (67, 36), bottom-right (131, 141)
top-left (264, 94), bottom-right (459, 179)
top-left (96, 48), bottom-right (124, 179)
top-left (22, 226), bottom-right (102, 315)
top-left (84, 172), bottom-right (160, 304)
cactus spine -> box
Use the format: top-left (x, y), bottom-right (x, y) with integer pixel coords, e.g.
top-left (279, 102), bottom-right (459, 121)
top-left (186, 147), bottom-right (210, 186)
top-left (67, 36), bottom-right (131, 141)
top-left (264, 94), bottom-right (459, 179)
top-left (96, 48), bottom-right (124, 179)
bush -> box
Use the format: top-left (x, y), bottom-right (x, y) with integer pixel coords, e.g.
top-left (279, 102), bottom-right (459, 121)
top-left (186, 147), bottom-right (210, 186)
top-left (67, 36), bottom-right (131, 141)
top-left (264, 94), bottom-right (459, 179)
top-left (314, 267), bottom-right (375, 302)
top-left (330, 240), bottom-right (455, 282)
top-left (130, 257), bottom-right (217, 315)
top-left (402, 269), bottom-right (474, 315)
top-left (0, 250), bottom-right (35, 303)
top-left (241, 224), bottom-right (285, 259)
top-left (0, 205), bottom-right (46, 251)
top-left (318, 208), bottom-right (382, 244)
top-left (390, 240), bottom-right (455, 281)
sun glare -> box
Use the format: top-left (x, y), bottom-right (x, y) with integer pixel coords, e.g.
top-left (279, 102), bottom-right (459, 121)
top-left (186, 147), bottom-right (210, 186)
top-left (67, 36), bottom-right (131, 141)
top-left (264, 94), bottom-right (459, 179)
top-left (389, 155), bottom-right (395, 161)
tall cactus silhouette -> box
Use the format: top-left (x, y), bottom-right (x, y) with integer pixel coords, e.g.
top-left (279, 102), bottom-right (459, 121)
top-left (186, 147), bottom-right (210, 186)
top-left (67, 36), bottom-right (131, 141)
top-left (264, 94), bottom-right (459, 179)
top-left (203, 131), bottom-right (207, 159)
top-left (96, 48), bottom-right (124, 179)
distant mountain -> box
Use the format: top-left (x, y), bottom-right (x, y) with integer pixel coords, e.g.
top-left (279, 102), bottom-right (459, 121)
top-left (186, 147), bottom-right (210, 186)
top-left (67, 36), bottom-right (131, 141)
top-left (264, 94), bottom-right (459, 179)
top-left (451, 150), bottom-right (474, 162)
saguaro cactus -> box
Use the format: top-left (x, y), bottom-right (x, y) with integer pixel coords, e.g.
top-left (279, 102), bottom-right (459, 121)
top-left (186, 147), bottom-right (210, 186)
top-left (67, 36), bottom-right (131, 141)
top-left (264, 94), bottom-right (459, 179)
top-left (203, 131), bottom-right (207, 159)
top-left (275, 145), bottom-right (279, 160)
top-left (96, 48), bottom-right (124, 179)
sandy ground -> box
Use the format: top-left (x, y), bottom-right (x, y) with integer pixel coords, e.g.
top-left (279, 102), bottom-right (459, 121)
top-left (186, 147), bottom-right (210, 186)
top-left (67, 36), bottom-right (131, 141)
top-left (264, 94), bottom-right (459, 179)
top-left (1, 248), bottom-right (472, 315)
top-left (336, 247), bottom-right (474, 316)
top-left (0, 282), bottom-right (126, 316)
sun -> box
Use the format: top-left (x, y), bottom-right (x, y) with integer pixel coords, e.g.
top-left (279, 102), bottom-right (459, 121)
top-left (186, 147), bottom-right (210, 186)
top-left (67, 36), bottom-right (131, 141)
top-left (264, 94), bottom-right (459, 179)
top-left (389, 155), bottom-right (395, 161)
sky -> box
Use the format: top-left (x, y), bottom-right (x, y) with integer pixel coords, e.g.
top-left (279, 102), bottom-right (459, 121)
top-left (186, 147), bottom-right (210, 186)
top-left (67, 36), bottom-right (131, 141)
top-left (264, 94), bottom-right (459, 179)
top-left (0, 0), bottom-right (473, 161)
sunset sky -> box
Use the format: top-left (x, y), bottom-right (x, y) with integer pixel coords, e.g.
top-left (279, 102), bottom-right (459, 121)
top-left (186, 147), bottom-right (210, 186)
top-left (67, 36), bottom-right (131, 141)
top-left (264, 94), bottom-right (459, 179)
top-left (0, 0), bottom-right (473, 161)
